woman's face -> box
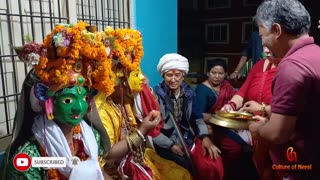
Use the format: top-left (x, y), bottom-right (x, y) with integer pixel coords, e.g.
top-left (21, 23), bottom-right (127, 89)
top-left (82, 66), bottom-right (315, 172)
top-left (259, 25), bottom-right (279, 57)
top-left (53, 86), bottom-right (89, 126)
top-left (128, 67), bottom-right (145, 93)
top-left (207, 65), bottom-right (226, 85)
top-left (263, 46), bottom-right (273, 58)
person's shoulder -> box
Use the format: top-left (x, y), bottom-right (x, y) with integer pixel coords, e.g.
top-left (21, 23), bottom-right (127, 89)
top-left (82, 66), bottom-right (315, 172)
top-left (181, 80), bottom-right (193, 88)
top-left (251, 31), bottom-right (260, 37)
top-left (222, 79), bottom-right (234, 87)
top-left (249, 31), bottom-right (261, 40)
top-left (152, 84), bottom-right (160, 92)
top-left (274, 59), bottom-right (304, 83)
top-left (153, 81), bottom-right (167, 97)
top-left (93, 92), bottom-right (106, 104)
top-left (182, 81), bottom-right (196, 95)
top-left (195, 82), bottom-right (205, 89)
top-left (6, 140), bottom-right (43, 180)
top-left (251, 58), bottom-right (265, 69)
top-left (13, 139), bottom-right (40, 157)
top-left (195, 82), bottom-right (210, 92)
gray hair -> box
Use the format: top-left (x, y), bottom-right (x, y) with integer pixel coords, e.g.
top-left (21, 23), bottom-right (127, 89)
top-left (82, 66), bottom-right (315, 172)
top-left (255, 0), bottom-right (310, 35)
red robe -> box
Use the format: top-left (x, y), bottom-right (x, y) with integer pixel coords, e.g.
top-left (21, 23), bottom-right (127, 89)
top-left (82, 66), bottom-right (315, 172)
top-left (236, 59), bottom-right (278, 179)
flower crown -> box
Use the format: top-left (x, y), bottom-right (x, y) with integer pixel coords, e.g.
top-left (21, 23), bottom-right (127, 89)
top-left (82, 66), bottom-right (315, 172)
top-left (15, 22), bottom-right (115, 97)
top-left (100, 27), bottom-right (144, 72)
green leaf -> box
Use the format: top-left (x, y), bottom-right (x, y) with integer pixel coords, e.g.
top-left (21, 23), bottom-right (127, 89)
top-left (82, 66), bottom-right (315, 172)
top-left (24, 34), bottom-right (33, 43)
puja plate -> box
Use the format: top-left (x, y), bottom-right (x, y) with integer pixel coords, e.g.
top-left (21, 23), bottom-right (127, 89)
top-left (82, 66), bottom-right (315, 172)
top-left (216, 110), bottom-right (254, 121)
top-left (208, 111), bottom-right (254, 130)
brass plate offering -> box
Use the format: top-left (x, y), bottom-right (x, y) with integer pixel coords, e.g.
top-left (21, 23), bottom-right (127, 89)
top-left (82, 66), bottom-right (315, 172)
top-left (208, 111), bottom-right (254, 130)
top-left (216, 110), bottom-right (253, 121)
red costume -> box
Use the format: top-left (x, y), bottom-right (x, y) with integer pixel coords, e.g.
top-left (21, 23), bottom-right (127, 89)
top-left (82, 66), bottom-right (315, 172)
top-left (236, 59), bottom-right (278, 179)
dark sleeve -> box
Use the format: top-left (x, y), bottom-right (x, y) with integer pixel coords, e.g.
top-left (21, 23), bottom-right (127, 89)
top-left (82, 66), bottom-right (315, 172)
top-left (152, 90), bottom-right (176, 149)
top-left (241, 32), bottom-right (255, 58)
top-left (194, 83), bottom-right (216, 113)
top-left (5, 141), bottom-right (44, 180)
top-left (191, 94), bottom-right (204, 120)
top-left (191, 95), bottom-right (208, 136)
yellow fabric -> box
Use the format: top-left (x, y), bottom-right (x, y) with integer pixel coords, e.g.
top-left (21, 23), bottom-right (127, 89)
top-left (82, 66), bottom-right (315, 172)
top-left (95, 93), bottom-right (192, 180)
top-left (94, 93), bottom-right (122, 145)
top-left (143, 150), bottom-right (161, 180)
top-left (145, 148), bottom-right (193, 180)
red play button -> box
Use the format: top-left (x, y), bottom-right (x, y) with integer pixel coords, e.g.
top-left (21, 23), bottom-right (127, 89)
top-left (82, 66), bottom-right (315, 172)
top-left (13, 153), bottom-right (32, 171)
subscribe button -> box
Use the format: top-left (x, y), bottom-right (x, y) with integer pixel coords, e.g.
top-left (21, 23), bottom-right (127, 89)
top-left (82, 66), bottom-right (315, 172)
top-left (13, 153), bottom-right (66, 171)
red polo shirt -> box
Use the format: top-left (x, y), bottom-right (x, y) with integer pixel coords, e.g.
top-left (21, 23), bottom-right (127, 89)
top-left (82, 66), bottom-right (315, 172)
top-left (271, 37), bottom-right (320, 179)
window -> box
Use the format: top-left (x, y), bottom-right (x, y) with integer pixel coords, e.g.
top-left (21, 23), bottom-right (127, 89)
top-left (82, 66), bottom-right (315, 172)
top-left (206, 0), bottom-right (230, 9)
top-left (204, 57), bottom-right (228, 74)
top-left (76, 0), bottom-right (131, 29)
top-left (205, 23), bottom-right (229, 44)
top-left (0, 0), bottom-right (131, 139)
top-left (180, 0), bottom-right (198, 11)
top-left (241, 22), bottom-right (253, 43)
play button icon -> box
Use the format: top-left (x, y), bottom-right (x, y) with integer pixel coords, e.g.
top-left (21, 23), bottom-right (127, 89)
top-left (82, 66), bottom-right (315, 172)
top-left (13, 153), bottom-right (32, 171)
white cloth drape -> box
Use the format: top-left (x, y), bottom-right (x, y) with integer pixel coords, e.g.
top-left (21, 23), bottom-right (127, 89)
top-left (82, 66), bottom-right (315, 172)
top-left (32, 115), bottom-right (104, 179)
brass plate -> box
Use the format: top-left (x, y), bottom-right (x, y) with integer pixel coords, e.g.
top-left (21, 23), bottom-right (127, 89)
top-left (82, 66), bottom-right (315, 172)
top-left (208, 113), bottom-right (253, 130)
top-left (216, 110), bottom-right (253, 121)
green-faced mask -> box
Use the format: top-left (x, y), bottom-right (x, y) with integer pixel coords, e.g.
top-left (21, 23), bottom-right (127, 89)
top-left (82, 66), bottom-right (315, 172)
top-left (53, 86), bottom-right (89, 126)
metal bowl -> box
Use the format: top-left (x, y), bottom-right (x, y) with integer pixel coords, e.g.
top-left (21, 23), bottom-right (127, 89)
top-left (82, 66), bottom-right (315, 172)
top-left (208, 111), bottom-right (254, 130)
top-left (216, 110), bottom-right (253, 121)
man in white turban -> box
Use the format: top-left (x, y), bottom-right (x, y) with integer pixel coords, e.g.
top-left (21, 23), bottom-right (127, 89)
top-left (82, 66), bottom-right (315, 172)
top-left (157, 53), bottom-right (189, 76)
top-left (152, 53), bottom-right (224, 179)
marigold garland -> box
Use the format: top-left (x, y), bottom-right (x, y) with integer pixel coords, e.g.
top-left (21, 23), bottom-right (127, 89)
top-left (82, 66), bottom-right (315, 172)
top-left (101, 27), bottom-right (144, 71)
top-left (34, 21), bottom-right (115, 96)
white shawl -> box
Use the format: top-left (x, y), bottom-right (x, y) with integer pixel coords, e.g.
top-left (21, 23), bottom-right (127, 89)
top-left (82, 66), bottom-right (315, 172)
top-left (32, 115), bottom-right (104, 180)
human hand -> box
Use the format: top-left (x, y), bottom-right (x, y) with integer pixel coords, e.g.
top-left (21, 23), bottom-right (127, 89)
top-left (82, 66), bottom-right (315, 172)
top-left (230, 71), bottom-right (242, 79)
top-left (207, 124), bottom-right (213, 135)
top-left (248, 115), bottom-right (268, 138)
top-left (170, 144), bottom-right (185, 156)
top-left (201, 136), bottom-right (221, 159)
top-left (203, 113), bottom-right (213, 121)
top-left (221, 104), bottom-right (234, 112)
top-left (138, 110), bottom-right (161, 135)
top-left (243, 100), bottom-right (262, 113)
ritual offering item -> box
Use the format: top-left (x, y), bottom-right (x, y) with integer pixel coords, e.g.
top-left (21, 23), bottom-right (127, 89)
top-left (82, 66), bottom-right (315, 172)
top-left (208, 110), bottom-right (254, 129)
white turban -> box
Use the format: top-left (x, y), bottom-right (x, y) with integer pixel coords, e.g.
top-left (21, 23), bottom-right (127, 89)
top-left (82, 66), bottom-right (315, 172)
top-left (157, 53), bottom-right (189, 76)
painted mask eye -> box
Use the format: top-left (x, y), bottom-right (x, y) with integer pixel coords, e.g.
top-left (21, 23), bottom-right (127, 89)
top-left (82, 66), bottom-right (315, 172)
top-left (83, 96), bottom-right (89, 102)
top-left (62, 98), bottom-right (73, 104)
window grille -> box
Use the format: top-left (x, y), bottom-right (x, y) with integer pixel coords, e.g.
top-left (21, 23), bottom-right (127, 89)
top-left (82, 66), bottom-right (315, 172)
top-left (205, 23), bottom-right (229, 44)
top-left (0, 0), bottom-right (131, 139)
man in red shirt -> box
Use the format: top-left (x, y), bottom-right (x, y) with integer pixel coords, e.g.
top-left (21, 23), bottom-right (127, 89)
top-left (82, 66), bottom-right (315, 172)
top-left (248, 0), bottom-right (320, 179)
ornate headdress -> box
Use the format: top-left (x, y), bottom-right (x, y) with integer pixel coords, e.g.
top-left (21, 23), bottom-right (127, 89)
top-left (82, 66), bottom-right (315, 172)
top-left (16, 22), bottom-right (115, 95)
top-left (100, 27), bottom-right (144, 72)
top-left (15, 22), bottom-right (115, 119)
